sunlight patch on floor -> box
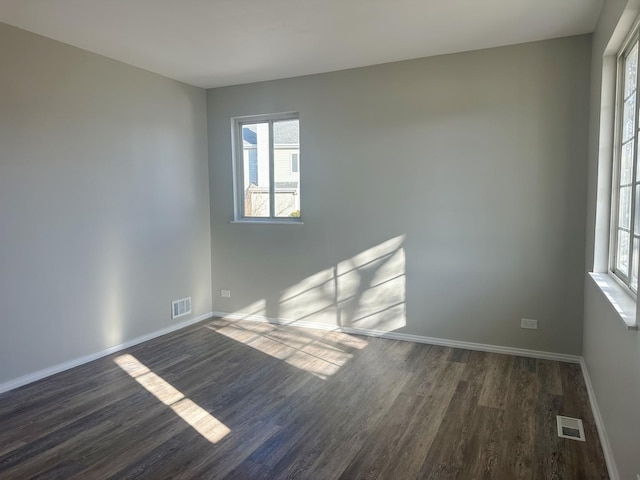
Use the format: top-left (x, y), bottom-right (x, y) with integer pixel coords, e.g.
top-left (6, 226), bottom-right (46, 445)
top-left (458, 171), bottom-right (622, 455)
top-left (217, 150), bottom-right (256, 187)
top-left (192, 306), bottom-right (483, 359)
top-left (206, 319), bottom-right (363, 379)
top-left (114, 354), bottom-right (230, 443)
top-left (210, 237), bottom-right (410, 378)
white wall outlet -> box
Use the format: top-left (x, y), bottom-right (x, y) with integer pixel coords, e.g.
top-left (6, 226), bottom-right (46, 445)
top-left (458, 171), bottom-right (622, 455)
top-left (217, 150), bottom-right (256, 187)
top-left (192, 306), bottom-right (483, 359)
top-left (220, 289), bottom-right (231, 298)
top-left (521, 318), bottom-right (538, 330)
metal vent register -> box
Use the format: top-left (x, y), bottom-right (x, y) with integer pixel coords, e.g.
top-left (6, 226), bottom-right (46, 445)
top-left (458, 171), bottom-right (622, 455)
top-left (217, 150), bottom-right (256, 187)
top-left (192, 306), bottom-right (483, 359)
top-left (556, 415), bottom-right (585, 442)
top-left (172, 297), bottom-right (192, 319)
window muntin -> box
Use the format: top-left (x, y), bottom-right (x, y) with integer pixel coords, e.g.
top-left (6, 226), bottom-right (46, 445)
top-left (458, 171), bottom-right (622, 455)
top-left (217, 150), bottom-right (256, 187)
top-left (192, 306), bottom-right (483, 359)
top-left (612, 37), bottom-right (640, 292)
top-left (233, 113), bottom-right (300, 221)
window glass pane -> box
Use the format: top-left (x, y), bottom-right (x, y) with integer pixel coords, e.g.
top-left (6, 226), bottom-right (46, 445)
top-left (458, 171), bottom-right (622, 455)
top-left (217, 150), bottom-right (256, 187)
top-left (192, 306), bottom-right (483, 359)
top-left (632, 238), bottom-right (639, 291)
top-left (619, 186), bottom-right (632, 229)
top-left (625, 43), bottom-right (638, 98)
top-left (241, 122), bottom-right (270, 217)
top-left (273, 119), bottom-right (300, 218)
top-left (621, 141), bottom-right (634, 185)
top-left (617, 229), bottom-right (630, 275)
top-left (623, 93), bottom-right (636, 143)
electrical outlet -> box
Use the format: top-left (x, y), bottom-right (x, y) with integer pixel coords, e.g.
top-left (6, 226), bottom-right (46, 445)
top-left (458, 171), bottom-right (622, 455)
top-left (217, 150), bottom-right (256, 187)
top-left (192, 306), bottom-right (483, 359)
top-left (220, 289), bottom-right (231, 298)
top-left (521, 318), bottom-right (538, 330)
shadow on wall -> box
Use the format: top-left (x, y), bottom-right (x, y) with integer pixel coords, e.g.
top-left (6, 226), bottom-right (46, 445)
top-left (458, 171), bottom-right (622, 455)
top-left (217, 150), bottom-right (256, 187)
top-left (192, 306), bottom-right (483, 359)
top-left (222, 235), bottom-right (407, 334)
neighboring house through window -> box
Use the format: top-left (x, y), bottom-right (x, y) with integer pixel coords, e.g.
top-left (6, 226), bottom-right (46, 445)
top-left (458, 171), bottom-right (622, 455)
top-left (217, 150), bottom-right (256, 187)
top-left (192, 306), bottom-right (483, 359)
top-left (234, 113), bottom-right (301, 221)
top-left (242, 127), bottom-right (259, 185)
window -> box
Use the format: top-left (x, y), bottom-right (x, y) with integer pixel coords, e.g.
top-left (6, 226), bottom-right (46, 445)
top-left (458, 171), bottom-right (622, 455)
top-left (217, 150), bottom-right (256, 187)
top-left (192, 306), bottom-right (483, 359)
top-left (233, 113), bottom-right (301, 221)
top-left (612, 32), bottom-right (640, 293)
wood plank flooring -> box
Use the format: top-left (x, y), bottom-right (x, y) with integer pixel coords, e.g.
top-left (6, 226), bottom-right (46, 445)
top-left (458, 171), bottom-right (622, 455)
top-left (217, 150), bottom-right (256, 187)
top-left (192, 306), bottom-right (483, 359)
top-left (0, 318), bottom-right (608, 479)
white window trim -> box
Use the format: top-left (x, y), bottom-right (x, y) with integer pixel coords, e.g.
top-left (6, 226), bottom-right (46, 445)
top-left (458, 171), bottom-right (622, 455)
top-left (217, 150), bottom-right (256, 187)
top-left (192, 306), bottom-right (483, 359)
top-left (590, 15), bottom-right (640, 331)
top-left (230, 220), bottom-right (304, 225)
top-left (231, 112), bottom-right (301, 224)
top-left (589, 273), bottom-right (638, 330)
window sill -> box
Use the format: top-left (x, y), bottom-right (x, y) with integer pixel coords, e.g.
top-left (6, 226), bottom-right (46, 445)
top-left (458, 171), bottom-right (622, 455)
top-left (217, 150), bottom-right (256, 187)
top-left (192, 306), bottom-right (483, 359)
top-left (588, 272), bottom-right (638, 330)
top-left (230, 220), bottom-right (303, 225)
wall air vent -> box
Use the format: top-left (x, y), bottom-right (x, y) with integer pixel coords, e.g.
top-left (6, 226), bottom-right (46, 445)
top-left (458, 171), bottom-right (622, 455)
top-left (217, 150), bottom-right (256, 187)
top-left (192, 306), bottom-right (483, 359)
top-left (172, 297), bottom-right (192, 319)
top-left (556, 415), bottom-right (586, 442)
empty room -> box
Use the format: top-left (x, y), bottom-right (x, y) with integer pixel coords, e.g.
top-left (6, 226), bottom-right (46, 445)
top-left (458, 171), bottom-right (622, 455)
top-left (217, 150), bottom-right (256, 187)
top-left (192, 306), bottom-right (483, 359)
top-left (0, 0), bottom-right (638, 478)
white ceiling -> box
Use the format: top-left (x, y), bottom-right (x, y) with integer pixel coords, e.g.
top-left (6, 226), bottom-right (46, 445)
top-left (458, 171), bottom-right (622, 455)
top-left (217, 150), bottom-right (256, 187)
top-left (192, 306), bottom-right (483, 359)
top-left (0, 0), bottom-right (602, 89)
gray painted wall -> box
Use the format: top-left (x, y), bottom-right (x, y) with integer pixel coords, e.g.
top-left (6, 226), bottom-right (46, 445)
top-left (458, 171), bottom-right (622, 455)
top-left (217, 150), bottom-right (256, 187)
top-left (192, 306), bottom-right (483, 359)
top-left (583, 279), bottom-right (639, 479)
top-left (208, 35), bottom-right (591, 355)
top-left (0, 23), bottom-right (212, 385)
top-left (583, 0), bottom-right (640, 478)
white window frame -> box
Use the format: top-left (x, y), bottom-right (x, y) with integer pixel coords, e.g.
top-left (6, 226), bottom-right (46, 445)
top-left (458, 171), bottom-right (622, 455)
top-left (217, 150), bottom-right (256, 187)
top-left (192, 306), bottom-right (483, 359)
top-left (610, 26), bottom-right (640, 297)
top-left (231, 112), bottom-right (301, 223)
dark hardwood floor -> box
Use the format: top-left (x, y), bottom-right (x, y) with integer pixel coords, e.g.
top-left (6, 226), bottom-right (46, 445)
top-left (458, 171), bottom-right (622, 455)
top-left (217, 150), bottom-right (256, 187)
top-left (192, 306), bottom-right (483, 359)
top-left (0, 317), bottom-right (608, 479)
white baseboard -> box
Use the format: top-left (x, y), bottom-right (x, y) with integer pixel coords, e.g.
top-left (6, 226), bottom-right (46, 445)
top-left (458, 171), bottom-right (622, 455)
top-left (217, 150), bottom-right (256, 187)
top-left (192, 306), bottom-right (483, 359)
top-left (0, 312), bottom-right (213, 395)
top-left (580, 358), bottom-right (619, 480)
top-left (210, 311), bottom-right (582, 363)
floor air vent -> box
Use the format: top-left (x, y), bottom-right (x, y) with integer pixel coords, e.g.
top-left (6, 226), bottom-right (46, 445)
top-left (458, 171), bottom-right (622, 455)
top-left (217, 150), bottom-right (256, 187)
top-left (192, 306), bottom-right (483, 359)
top-left (172, 297), bottom-right (192, 319)
top-left (556, 415), bottom-right (585, 442)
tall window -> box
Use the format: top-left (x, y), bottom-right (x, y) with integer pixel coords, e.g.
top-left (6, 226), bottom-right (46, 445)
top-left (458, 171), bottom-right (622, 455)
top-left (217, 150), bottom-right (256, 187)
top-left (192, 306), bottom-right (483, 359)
top-left (613, 34), bottom-right (640, 292)
top-left (233, 113), bottom-right (301, 221)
